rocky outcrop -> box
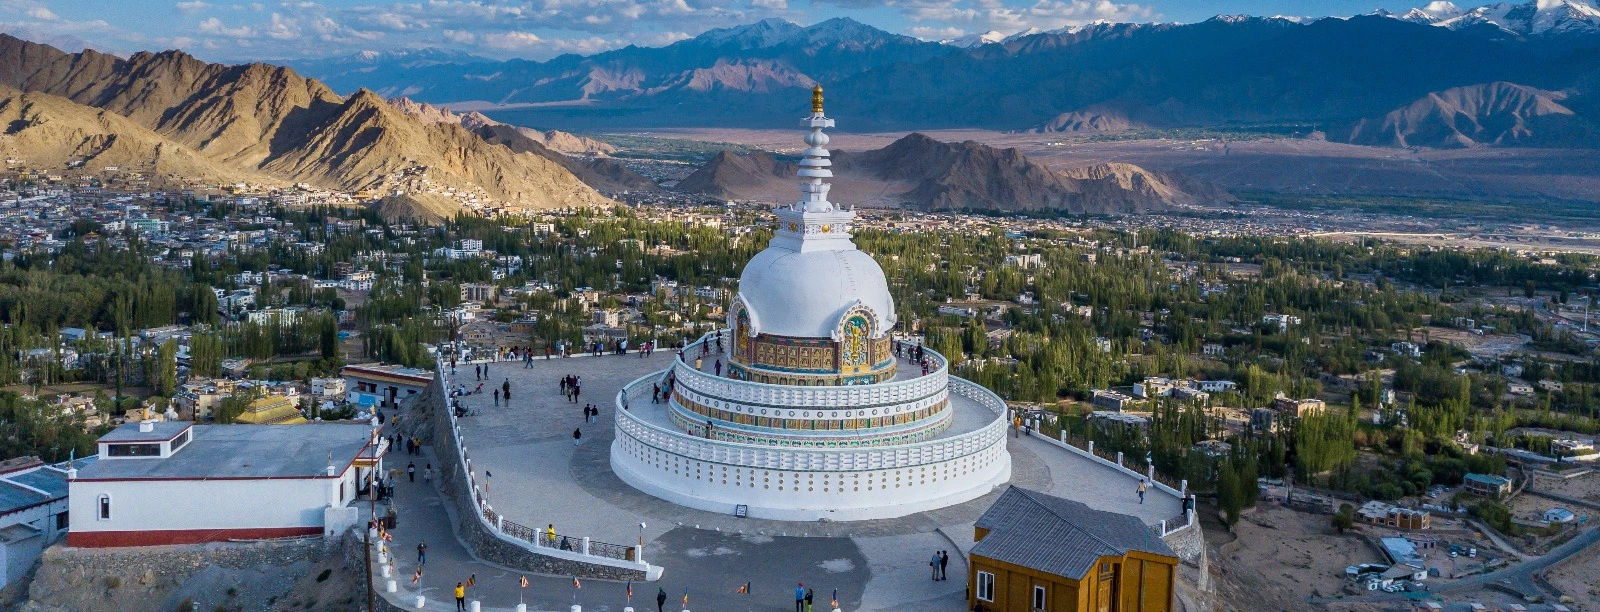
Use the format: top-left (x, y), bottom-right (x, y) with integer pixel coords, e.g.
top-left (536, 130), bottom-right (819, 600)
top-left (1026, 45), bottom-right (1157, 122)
top-left (678, 133), bottom-right (1229, 213)
top-left (0, 34), bottom-right (611, 214)
top-left (1337, 81), bottom-right (1599, 148)
top-left (0, 84), bottom-right (266, 186)
top-left (1032, 107), bottom-right (1137, 133)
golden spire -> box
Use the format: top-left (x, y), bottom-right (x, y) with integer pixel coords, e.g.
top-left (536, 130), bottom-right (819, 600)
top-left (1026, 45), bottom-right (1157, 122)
top-left (811, 83), bottom-right (824, 114)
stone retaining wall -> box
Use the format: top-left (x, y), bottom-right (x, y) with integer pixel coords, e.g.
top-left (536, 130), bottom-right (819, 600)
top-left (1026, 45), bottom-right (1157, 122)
top-left (1161, 522), bottom-right (1205, 564)
top-left (421, 368), bottom-right (649, 581)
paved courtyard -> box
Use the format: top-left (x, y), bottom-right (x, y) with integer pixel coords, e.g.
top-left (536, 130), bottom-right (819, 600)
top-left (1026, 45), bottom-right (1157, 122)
top-left (384, 351), bottom-right (1181, 611)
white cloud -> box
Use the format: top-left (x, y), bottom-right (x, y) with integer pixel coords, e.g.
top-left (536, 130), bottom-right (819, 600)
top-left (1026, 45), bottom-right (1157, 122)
top-left (174, 1), bottom-right (211, 15)
top-left (480, 30), bottom-right (541, 49)
top-left (441, 28), bottom-right (474, 44)
top-left (751, 0), bottom-right (787, 8)
top-left (198, 16), bottom-right (255, 37)
top-left (909, 25), bottom-right (963, 38)
top-left (25, 6), bottom-right (57, 20)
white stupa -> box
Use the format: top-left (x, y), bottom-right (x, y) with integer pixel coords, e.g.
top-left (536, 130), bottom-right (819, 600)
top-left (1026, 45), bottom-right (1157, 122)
top-left (611, 86), bottom-right (1012, 521)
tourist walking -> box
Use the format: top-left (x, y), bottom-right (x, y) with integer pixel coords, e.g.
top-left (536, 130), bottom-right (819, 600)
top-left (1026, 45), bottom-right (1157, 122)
top-left (454, 582), bottom-right (466, 611)
top-left (1138, 478), bottom-right (1148, 504)
top-left (546, 524), bottom-right (556, 544)
top-left (940, 550), bottom-right (950, 581)
top-left (931, 550), bottom-right (942, 580)
top-left (503, 379), bottom-right (511, 402)
top-left (794, 583), bottom-right (806, 612)
top-left (656, 587), bottom-right (667, 612)
top-left (493, 389), bottom-right (500, 406)
top-left (417, 541), bottom-right (427, 565)
top-left (573, 428), bottom-right (582, 446)
top-left (407, 462), bottom-right (416, 482)
top-left (805, 586), bottom-right (814, 612)
top-left (424, 464), bottom-right (432, 483)
top-left (714, 359), bottom-right (722, 376)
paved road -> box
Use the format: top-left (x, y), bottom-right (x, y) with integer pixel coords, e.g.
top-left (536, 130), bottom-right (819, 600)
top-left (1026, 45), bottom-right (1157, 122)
top-left (1311, 526), bottom-right (1600, 605)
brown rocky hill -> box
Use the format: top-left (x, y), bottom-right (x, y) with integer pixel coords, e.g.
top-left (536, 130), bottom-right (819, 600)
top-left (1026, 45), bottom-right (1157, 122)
top-left (387, 97), bottom-right (654, 194)
top-left (0, 34), bottom-right (610, 218)
top-left (1337, 81), bottom-right (1599, 148)
top-left (388, 97), bottom-right (617, 155)
top-left (1032, 107), bottom-right (1138, 134)
top-left (0, 83), bottom-right (261, 185)
top-left (677, 133), bottom-right (1228, 213)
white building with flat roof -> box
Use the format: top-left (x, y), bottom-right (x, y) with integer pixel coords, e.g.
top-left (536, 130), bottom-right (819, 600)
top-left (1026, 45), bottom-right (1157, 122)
top-left (67, 421), bottom-right (383, 547)
top-left (0, 457), bottom-right (87, 589)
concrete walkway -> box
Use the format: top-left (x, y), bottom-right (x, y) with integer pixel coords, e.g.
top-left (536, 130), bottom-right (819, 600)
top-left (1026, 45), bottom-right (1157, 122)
top-left (401, 353), bottom-right (1185, 611)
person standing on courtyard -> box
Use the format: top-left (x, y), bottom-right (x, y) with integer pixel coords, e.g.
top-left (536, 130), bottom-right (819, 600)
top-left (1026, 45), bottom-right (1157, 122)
top-left (424, 464), bottom-right (432, 484)
top-left (454, 582), bottom-right (466, 611)
top-left (794, 583), bottom-right (806, 612)
top-left (493, 389), bottom-right (500, 407)
top-left (1137, 478), bottom-right (1148, 504)
top-left (714, 359), bottom-right (722, 376)
top-left (656, 587), bottom-right (667, 612)
top-left (805, 586), bottom-right (814, 612)
top-left (940, 550), bottom-right (950, 581)
top-left (930, 550), bottom-right (942, 580)
top-left (503, 379), bottom-right (511, 402)
top-left (573, 428), bottom-right (582, 446)
top-left (407, 462), bottom-right (416, 482)
top-left (417, 541), bottom-right (427, 565)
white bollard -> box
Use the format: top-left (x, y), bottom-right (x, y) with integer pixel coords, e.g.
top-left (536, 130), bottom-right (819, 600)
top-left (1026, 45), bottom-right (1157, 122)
top-left (572, 606), bottom-right (582, 612)
top-left (625, 608), bottom-right (634, 612)
top-left (378, 551), bottom-right (388, 564)
top-left (386, 580), bottom-right (397, 593)
top-left (381, 565), bottom-right (392, 578)
top-left (471, 601), bottom-right (481, 612)
top-left (517, 606), bottom-right (527, 612)
top-left (415, 596), bottom-right (426, 608)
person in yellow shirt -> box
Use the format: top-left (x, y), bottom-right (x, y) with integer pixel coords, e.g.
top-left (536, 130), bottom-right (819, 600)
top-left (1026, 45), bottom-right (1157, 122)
top-left (546, 524), bottom-right (556, 546)
top-left (454, 582), bottom-right (466, 611)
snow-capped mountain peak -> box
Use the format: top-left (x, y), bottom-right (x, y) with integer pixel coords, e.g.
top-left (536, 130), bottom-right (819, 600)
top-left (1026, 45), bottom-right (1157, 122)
top-left (942, 30), bottom-right (1007, 48)
top-left (1388, 0), bottom-right (1600, 37)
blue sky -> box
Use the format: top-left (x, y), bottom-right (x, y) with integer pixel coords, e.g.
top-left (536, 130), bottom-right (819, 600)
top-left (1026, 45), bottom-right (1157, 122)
top-left (0, 0), bottom-right (1453, 62)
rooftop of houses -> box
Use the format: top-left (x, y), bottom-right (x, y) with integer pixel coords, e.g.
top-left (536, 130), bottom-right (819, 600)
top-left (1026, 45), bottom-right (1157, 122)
top-left (75, 424), bottom-right (376, 481)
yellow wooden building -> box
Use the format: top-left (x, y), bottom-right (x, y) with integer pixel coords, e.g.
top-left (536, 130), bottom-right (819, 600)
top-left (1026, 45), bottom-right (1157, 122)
top-left (968, 487), bottom-right (1179, 612)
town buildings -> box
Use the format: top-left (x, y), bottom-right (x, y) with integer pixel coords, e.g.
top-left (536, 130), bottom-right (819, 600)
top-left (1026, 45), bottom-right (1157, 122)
top-left (341, 364), bottom-right (432, 409)
top-left (1356, 501), bottom-right (1431, 530)
top-left (1463, 473), bottom-right (1512, 497)
top-left (66, 421), bottom-right (382, 546)
top-left (1273, 396), bottom-right (1327, 419)
top-left (968, 487), bottom-right (1178, 612)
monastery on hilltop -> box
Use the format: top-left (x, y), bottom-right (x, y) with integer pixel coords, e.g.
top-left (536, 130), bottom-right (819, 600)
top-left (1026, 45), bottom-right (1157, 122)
top-left (610, 86), bottom-right (1013, 520)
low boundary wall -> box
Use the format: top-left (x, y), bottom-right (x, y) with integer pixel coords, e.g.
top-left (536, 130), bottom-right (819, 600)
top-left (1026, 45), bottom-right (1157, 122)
top-left (424, 364), bottom-right (660, 581)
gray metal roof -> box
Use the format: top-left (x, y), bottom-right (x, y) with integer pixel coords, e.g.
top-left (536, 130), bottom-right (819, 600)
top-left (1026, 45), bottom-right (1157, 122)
top-left (98, 421), bottom-right (192, 443)
top-left (971, 486), bottom-right (1176, 580)
top-left (76, 424), bottom-right (375, 481)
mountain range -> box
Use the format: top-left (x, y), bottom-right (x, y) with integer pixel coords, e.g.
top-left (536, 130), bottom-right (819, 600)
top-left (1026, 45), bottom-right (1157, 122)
top-left (676, 133), bottom-right (1229, 213)
top-left (0, 34), bottom-right (612, 220)
top-left (279, 2), bottom-right (1600, 148)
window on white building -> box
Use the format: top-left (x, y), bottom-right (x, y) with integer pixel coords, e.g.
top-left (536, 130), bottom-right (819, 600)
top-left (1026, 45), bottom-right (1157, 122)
top-left (976, 571), bottom-right (995, 602)
top-left (97, 494), bottom-right (111, 520)
top-left (1033, 585), bottom-right (1046, 610)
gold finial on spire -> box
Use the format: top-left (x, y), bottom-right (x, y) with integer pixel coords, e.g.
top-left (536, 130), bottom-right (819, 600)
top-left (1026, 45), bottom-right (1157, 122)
top-left (811, 83), bottom-right (824, 114)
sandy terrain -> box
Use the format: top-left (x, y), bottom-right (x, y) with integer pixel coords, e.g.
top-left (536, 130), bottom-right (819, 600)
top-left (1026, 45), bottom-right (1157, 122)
top-left (1532, 470), bottom-right (1600, 503)
top-left (1219, 504), bottom-right (1384, 600)
top-left (638, 128), bottom-right (1600, 204)
top-left (1543, 539), bottom-right (1600, 608)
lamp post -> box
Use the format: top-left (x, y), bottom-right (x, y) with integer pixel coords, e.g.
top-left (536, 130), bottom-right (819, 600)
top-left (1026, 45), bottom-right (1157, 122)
top-left (638, 522), bottom-right (646, 547)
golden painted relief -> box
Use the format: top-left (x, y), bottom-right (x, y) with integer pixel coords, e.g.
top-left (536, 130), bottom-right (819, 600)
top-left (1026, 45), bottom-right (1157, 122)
top-left (842, 315), bottom-right (870, 367)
